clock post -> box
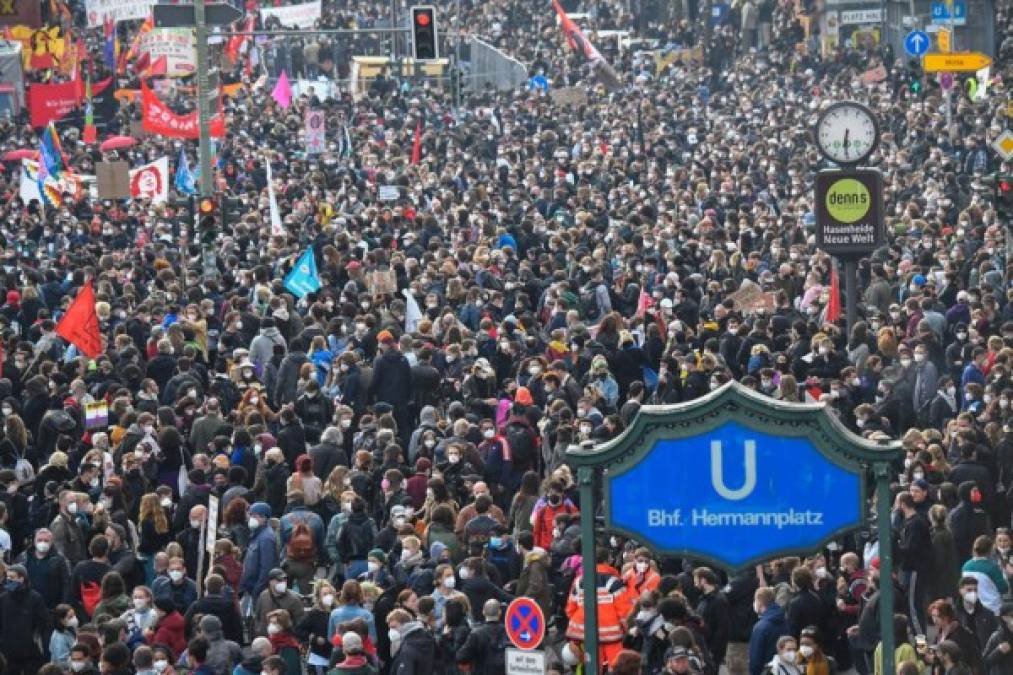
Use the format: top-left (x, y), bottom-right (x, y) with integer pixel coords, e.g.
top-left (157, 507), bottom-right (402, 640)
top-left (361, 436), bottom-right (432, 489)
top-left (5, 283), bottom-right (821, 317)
top-left (813, 101), bottom-right (884, 335)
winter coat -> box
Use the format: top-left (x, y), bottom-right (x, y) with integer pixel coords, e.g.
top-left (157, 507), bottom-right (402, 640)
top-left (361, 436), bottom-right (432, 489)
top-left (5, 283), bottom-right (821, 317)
top-left (948, 481), bottom-right (993, 562)
top-left (457, 620), bottom-right (508, 675)
top-left (515, 549), bottom-right (552, 618)
top-left (240, 523), bottom-right (279, 598)
top-left (0, 581), bottom-right (49, 660)
top-left (749, 603), bottom-right (791, 675)
top-left (369, 349), bottom-right (413, 406)
top-left (389, 621), bottom-right (437, 675)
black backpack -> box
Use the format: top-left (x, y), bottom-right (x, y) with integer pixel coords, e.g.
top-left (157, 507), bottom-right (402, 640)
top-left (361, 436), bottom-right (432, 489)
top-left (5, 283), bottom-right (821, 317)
top-left (503, 421), bottom-right (536, 468)
top-left (485, 624), bottom-right (509, 675)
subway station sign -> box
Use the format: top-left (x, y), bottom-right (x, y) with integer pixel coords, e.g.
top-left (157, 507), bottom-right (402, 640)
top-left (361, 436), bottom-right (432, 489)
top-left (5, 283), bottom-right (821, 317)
top-left (815, 168), bottom-right (884, 257)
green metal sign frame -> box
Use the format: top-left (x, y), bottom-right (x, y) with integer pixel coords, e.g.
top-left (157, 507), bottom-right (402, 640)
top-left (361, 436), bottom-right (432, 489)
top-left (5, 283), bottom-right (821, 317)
top-left (565, 382), bottom-right (902, 675)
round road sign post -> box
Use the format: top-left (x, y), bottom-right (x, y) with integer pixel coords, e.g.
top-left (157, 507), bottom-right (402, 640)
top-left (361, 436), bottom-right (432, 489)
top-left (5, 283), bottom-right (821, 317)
top-left (505, 597), bottom-right (545, 651)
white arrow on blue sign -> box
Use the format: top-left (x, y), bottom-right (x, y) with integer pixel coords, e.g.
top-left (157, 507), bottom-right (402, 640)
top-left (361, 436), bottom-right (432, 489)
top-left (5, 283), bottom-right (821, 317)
top-left (904, 30), bottom-right (929, 56)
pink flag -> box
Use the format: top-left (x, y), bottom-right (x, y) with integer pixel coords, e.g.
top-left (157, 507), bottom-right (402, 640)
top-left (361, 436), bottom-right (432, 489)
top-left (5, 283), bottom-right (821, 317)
top-left (271, 71), bottom-right (292, 109)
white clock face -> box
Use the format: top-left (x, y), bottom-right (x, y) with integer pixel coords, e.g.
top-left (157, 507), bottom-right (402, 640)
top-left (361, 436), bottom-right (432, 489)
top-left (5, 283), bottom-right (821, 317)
top-left (816, 104), bottom-right (877, 164)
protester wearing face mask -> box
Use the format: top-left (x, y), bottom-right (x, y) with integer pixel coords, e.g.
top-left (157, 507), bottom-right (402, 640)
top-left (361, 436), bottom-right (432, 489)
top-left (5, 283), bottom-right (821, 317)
top-left (145, 597), bottom-right (187, 659)
top-left (152, 556), bottom-right (197, 616)
top-left (49, 603), bottom-right (79, 667)
top-left (387, 607), bottom-right (436, 672)
top-left (983, 602), bottom-right (1013, 673)
top-left (252, 568), bottom-right (304, 638)
top-left (181, 573), bottom-right (244, 644)
top-left (531, 480), bottom-right (578, 550)
top-left (263, 609), bottom-right (302, 675)
top-left (240, 502), bottom-right (280, 601)
top-left (624, 547), bottom-right (661, 597)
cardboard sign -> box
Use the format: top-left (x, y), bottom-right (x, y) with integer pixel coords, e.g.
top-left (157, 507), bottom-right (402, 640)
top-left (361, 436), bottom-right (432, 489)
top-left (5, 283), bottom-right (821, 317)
top-left (858, 64), bottom-right (887, 84)
top-left (367, 269), bottom-right (397, 296)
top-left (96, 161), bottom-right (131, 199)
top-left (549, 86), bottom-right (587, 107)
top-left (728, 280), bottom-right (777, 314)
top-left (378, 185), bottom-right (400, 202)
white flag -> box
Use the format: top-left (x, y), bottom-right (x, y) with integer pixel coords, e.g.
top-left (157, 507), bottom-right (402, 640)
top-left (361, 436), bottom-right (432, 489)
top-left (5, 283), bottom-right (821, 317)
top-left (265, 155), bottom-right (284, 237)
top-left (403, 288), bottom-right (423, 334)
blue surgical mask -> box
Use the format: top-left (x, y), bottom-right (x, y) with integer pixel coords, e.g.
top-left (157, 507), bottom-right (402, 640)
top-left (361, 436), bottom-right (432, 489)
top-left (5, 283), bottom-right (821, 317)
top-left (490, 537), bottom-right (502, 548)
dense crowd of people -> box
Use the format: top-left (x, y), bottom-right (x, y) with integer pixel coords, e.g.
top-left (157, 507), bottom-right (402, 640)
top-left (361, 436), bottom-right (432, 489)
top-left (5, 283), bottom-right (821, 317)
top-left (0, 0), bottom-right (1012, 673)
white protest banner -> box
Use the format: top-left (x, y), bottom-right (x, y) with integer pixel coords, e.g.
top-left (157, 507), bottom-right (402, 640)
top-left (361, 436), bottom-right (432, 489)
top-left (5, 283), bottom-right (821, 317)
top-left (261, 0), bottom-right (321, 29)
top-left (85, 0), bottom-right (157, 27)
top-left (129, 157), bottom-right (170, 203)
top-left (206, 495), bottom-right (219, 554)
top-left (305, 109), bottom-right (326, 155)
top-left (141, 28), bottom-right (197, 77)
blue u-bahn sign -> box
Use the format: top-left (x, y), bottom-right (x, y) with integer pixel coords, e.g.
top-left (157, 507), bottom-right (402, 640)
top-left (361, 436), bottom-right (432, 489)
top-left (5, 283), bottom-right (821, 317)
top-left (568, 381), bottom-right (900, 571)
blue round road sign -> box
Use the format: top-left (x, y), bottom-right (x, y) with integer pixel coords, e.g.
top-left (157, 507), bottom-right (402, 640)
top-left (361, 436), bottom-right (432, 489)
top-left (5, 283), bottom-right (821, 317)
top-left (904, 30), bottom-right (929, 56)
top-left (505, 597), bottom-right (545, 650)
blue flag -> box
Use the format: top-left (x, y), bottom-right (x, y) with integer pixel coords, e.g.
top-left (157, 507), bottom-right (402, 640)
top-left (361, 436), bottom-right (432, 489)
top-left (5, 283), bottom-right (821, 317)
top-left (175, 148), bottom-right (196, 196)
top-left (284, 247), bottom-right (321, 299)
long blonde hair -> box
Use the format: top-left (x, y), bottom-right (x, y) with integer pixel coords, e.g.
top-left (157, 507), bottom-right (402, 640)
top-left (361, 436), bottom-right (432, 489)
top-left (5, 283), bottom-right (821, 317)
top-left (138, 493), bottom-right (168, 534)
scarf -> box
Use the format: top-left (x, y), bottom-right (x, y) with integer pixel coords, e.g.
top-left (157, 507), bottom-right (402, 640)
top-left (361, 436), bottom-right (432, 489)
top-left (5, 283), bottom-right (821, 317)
top-left (269, 631), bottom-right (301, 653)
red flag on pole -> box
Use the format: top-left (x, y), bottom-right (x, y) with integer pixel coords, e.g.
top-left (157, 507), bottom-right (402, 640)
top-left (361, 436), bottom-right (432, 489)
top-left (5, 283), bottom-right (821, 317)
top-left (55, 280), bottom-right (103, 358)
top-left (825, 261), bottom-right (841, 323)
top-left (410, 120), bottom-right (422, 164)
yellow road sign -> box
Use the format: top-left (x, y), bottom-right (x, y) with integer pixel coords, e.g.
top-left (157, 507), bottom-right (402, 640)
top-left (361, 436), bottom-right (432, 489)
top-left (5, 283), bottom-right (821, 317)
top-left (923, 52), bottom-right (992, 72)
top-left (937, 28), bottom-right (950, 52)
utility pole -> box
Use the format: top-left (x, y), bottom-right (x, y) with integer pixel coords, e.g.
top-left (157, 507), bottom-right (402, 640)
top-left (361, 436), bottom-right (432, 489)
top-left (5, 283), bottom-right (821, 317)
top-left (195, 0), bottom-right (213, 198)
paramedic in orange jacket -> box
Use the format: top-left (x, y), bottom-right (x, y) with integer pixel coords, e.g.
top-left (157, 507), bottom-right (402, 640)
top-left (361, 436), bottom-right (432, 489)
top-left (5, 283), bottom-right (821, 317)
top-left (565, 547), bottom-right (633, 672)
top-left (623, 547), bottom-right (661, 599)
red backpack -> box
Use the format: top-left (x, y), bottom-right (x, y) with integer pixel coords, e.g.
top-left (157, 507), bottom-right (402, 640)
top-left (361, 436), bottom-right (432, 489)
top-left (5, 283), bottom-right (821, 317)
top-left (286, 522), bottom-right (317, 562)
top-left (81, 580), bottom-right (102, 618)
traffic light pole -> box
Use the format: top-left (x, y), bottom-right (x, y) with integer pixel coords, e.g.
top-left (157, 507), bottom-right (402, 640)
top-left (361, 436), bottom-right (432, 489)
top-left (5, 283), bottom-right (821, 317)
top-left (195, 0), bottom-right (213, 198)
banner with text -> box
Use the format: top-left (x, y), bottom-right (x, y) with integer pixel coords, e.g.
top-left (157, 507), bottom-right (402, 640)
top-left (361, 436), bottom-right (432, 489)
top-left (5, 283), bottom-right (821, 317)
top-left (141, 82), bottom-right (224, 139)
top-left (28, 80), bottom-right (82, 128)
top-left (141, 28), bottom-right (197, 77)
top-left (85, 0), bottom-right (157, 26)
top-left (261, 0), bottom-right (321, 28)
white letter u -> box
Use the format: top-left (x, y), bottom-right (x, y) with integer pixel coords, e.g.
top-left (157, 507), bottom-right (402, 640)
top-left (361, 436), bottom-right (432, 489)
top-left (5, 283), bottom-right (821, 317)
top-left (710, 440), bottom-right (757, 501)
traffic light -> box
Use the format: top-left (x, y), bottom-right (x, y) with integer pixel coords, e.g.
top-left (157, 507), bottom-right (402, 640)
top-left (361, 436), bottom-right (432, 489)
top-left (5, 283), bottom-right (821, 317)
top-left (997, 175), bottom-right (1013, 219)
top-left (198, 196), bottom-right (218, 245)
top-left (449, 66), bottom-right (461, 106)
top-left (908, 58), bottom-right (923, 95)
top-left (411, 6), bottom-right (438, 61)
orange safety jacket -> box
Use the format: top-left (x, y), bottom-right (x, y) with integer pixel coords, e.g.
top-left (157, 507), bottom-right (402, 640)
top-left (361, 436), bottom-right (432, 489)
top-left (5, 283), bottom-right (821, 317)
top-left (565, 563), bottom-right (632, 644)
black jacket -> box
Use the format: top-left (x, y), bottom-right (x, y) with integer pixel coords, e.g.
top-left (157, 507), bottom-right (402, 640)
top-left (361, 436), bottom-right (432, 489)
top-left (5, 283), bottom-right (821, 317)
top-left (696, 589), bottom-right (731, 664)
top-left (0, 581), bottom-right (49, 659)
top-left (370, 349), bottom-right (413, 406)
top-left (309, 440), bottom-right (345, 481)
top-left (390, 621), bottom-right (437, 675)
top-left (18, 548), bottom-right (71, 609)
top-left (183, 593), bottom-right (244, 643)
top-left (457, 620), bottom-right (507, 675)
top-left (897, 512), bottom-right (934, 575)
top-left (948, 481), bottom-right (993, 562)
top-left (957, 601), bottom-right (999, 654)
top-left (983, 624), bottom-right (1013, 675)
top-left (786, 589), bottom-right (833, 641)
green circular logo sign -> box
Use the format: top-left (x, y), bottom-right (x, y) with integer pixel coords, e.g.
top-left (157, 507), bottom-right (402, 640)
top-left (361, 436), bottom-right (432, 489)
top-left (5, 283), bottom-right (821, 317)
top-left (825, 178), bottom-right (871, 223)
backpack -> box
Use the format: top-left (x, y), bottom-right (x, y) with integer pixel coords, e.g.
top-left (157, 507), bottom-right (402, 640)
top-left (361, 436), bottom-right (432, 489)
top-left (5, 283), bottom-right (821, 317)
top-left (503, 421), bottom-right (536, 468)
top-left (81, 580), bottom-right (102, 617)
top-left (339, 518), bottom-right (375, 562)
top-left (580, 286), bottom-right (601, 321)
top-left (286, 521), bottom-right (317, 562)
top-left (485, 624), bottom-right (510, 675)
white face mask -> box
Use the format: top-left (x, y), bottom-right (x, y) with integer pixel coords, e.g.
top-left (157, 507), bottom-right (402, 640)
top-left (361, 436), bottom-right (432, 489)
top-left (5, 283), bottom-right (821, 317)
top-left (447, 455), bottom-right (460, 464)
top-left (963, 590), bottom-right (978, 605)
top-left (249, 516), bottom-right (261, 530)
top-left (154, 660), bottom-right (168, 672)
top-left (274, 581), bottom-right (287, 594)
top-left (70, 661), bottom-right (87, 672)
top-left (67, 502), bottom-right (78, 514)
top-left (190, 519), bottom-right (201, 529)
top-left (443, 576), bottom-right (456, 589)
top-left (799, 645), bottom-right (814, 659)
top-left (67, 616), bottom-right (79, 628)
top-left (160, 497), bottom-right (172, 508)
top-left (133, 598), bottom-right (148, 610)
top-left (35, 541), bottom-right (51, 554)
top-left (782, 650), bottom-right (797, 664)
top-left (388, 627), bottom-right (401, 642)
top-left (635, 561), bottom-right (649, 573)
top-left (483, 429), bottom-right (495, 439)
top-left (368, 561), bottom-right (381, 573)
top-left (322, 594), bottom-right (335, 607)
top-left (169, 570), bottom-right (184, 583)
top-left (267, 623), bottom-right (281, 635)
top-left (459, 567), bottom-right (472, 580)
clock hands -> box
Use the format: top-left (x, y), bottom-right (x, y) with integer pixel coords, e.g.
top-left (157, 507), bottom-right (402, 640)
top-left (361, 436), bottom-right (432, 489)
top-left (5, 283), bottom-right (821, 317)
top-left (842, 128), bottom-right (850, 158)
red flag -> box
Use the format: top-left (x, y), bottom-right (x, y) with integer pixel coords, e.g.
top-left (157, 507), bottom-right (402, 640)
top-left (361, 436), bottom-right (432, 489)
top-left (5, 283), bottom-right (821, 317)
top-left (410, 120), bottom-right (422, 164)
top-left (56, 280), bottom-right (103, 359)
top-left (825, 262), bottom-right (841, 323)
